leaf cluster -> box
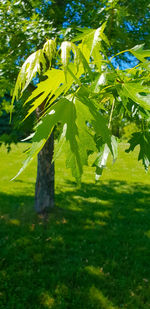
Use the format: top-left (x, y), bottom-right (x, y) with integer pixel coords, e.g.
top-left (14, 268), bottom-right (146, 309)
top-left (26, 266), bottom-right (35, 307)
top-left (11, 24), bottom-right (150, 182)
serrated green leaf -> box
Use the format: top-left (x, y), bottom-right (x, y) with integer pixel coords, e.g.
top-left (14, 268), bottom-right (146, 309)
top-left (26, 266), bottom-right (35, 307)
top-left (72, 28), bottom-right (95, 43)
top-left (126, 131), bottom-right (150, 170)
top-left (73, 23), bottom-right (109, 70)
top-left (11, 40), bottom-right (56, 119)
top-left (60, 41), bottom-right (72, 70)
top-left (11, 139), bottom-right (44, 181)
top-left (94, 72), bottom-right (107, 92)
top-left (24, 69), bottom-right (65, 118)
top-left (43, 39), bottom-right (56, 67)
top-left (76, 87), bottom-right (112, 150)
top-left (78, 47), bottom-right (93, 79)
top-left (111, 135), bottom-right (118, 162)
top-left (23, 64), bottom-right (84, 120)
top-left (65, 97), bottom-right (97, 182)
top-left (92, 135), bottom-right (117, 180)
top-left (60, 41), bottom-right (93, 81)
top-left (53, 124), bottom-right (67, 162)
top-left (93, 143), bottom-right (110, 180)
top-left (60, 41), bottom-right (80, 80)
top-left (91, 22), bottom-right (109, 55)
top-left (122, 82), bottom-right (150, 110)
top-left (12, 49), bottom-right (46, 105)
top-left (73, 22), bottom-right (109, 48)
top-left (130, 44), bottom-right (150, 62)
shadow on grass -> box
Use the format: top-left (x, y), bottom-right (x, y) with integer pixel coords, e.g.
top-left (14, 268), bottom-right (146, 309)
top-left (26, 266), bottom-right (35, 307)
top-left (1, 180), bottom-right (150, 309)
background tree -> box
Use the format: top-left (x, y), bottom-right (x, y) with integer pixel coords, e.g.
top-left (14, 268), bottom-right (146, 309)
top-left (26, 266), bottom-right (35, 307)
top-left (65, 0), bottom-right (150, 59)
top-left (0, 0), bottom-right (62, 212)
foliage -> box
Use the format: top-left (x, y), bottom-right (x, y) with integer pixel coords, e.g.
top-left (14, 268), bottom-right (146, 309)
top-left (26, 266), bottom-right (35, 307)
top-left (0, 0), bottom-right (150, 147)
top-left (1, 143), bottom-right (150, 308)
top-left (0, 0), bottom-right (57, 96)
top-left (11, 24), bottom-right (150, 182)
top-left (0, 91), bottom-right (35, 149)
top-left (65, 0), bottom-right (150, 61)
top-left (126, 132), bottom-right (150, 171)
top-left (1, 0), bottom-right (149, 93)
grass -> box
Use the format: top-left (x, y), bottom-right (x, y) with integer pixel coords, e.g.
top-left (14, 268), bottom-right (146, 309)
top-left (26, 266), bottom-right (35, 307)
top-left (1, 142), bottom-right (150, 308)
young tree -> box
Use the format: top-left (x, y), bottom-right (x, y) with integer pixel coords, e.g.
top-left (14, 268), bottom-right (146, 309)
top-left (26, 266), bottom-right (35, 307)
top-left (12, 25), bottom-right (150, 213)
top-left (1, 0), bottom-right (150, 212)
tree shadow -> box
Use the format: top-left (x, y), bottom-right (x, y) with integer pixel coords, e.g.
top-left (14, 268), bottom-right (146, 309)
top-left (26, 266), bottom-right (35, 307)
top-left (1, 180), bottom-right (150, 308)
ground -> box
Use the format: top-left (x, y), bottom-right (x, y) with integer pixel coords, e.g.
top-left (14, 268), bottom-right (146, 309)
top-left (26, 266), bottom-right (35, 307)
top-left (0, 143), bottom-right (150, 309)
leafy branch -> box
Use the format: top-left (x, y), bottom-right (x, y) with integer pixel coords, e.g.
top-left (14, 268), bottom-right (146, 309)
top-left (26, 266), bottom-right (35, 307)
top-left (11, 24), bottom-right (150, 182)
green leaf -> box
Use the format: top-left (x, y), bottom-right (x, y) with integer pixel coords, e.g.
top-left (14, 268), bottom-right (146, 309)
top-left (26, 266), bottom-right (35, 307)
top-left (60, 41), bottom-right (93, 81)
top-left (126, 131), bottom-right (150, 170)
top-left (73, 22), bottom-right (109, 48)
top-left (76, 87), bottom-right (112, 150)
top-left (72, 28), bottom-right (95, 43)
top-left (12, 49), bottom-right (47, 105)
top-left (11, 40), bottom-right (56, 114)
top-left (111, 135), bottom-right (118, 162)
top-left (91, 22), bottom-right (109, 55)
top-left (92, 135), bottom-right (118, 180)
top-left (60, 41), bottom-right (73, 70)
top-left (121, 82), bottom-right (150, 110)
top-left (24, 69), bottom-right (65, 118)
top-left (141, 61), bottom-right (150, 72)
top-left (130, 44), bottom-right (150, 62)
top-left (78, 48), bottom-right (93, 79)
top-left (60, 41), bottom-right (80, 79)
top-left (43, 39), bottom-right (56, 67)
top-left (93, 72), bottom-right (107, 92)
top-left (73, 23), bottom-right (109, 69)
top-left (65, 97), bottom-right (97, 182)
top-left (93, 143), bottom-right (110, 180)
top-left (23, 64), bottom-right (84, 119)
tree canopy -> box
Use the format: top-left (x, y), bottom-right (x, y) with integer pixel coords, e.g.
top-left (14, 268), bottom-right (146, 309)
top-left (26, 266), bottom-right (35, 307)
top-left (0, 0), bottom-right (150, 97)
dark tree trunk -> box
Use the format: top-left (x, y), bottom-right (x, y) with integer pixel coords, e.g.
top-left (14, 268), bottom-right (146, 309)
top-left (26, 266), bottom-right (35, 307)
top-left (35, 131), bottom-right (55, 214)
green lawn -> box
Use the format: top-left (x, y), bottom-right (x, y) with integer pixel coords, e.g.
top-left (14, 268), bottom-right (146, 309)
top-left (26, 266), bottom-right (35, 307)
top-left (1, 143), bottom-right (150, 309)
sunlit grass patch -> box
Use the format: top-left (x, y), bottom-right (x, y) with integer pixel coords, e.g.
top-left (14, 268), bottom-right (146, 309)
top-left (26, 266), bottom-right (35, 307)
top-left (1, 143), bottom-right (150, 308)
top-left (39, 292), bottom-right (55, 308)
top-left (89, 286), bottom-right (117, 309)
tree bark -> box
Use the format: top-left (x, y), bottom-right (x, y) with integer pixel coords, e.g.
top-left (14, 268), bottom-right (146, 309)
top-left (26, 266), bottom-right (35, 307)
top-left (35, 131), bottom-right (55, 214)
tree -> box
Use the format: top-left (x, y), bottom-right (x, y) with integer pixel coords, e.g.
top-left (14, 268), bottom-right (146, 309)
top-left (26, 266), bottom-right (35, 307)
top-left (1, 0), bottom-right (150, 212)
top-left (12, 25), bottom-right (150, 211)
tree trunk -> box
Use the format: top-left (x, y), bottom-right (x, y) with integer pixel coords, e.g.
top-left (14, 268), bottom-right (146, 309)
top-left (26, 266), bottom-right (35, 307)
top-left (35, 131), bottom-right (55, 214)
